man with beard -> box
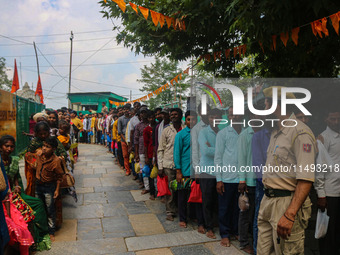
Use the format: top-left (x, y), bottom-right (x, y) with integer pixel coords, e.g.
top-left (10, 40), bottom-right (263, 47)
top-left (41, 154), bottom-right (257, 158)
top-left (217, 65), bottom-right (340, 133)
top-left (257, 87), bottom-right (316, 255)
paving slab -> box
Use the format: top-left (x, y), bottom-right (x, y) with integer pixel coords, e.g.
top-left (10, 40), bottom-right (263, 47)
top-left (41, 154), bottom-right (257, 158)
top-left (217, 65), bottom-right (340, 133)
top-left (100, 177), bottom-right (121, 187)
top-left (38, 238), bottom-right (127, 255)
top-left (54, 219), bottom-right (77, 242)
top-left (102, 216), bottom-right (135, 238)
top-left (145, 200), bottom-right (166, 214)
top-left (130, 190), bottom-right (151, 202)
top-left (128, 214), bottom-right (165, 236)
top-left (171, 244), bottom-right (214, 255)
top-left (84, 192), bottom-right (107, 204)
top-left (204, 241), bottom-right (243, 255)
top-left (135, 248), bottom-right (173, 255)
top-left (125, 230), bottom-right (221, 251)
top-left (77, 218), bottom-right (103, 240)
top-left (103, 203), bottom-right (128, 217)
top-left (123, 201), bottom-right (151, 215)
top-left (83, 177), bottom-right (101, 187)
top-left (62, 193), bottom-right (83, 207)
top-left (106, 191), bottom-right (134, 203)
top-left (93, 168), bottom-right (107, 174)
top-left (156, 213), bottom-right (195, 233)
top-left (63, 204), bottom-right (104, 219)
top-left (82, 168), bottom-right (94, 175)
top-left (76, 187), bottom-right (94, 194)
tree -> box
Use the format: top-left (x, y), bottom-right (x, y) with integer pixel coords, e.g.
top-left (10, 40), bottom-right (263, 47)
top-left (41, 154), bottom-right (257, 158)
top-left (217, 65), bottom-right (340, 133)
top-left (0, 57), bottom-right (11, 91)
top-left (100, 0), bottom-right (340, 77)
top-left (138, 58), bottom-right (190, 109)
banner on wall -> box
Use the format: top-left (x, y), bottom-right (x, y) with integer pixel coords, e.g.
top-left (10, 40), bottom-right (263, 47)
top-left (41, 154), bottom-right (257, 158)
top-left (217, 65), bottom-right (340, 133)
top-left (0, 89), bottom-right (17, 138)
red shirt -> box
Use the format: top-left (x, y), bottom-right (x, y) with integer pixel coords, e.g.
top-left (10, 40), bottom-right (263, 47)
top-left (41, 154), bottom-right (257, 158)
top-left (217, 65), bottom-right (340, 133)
top-left (143, 125), bottom-right (154, 159)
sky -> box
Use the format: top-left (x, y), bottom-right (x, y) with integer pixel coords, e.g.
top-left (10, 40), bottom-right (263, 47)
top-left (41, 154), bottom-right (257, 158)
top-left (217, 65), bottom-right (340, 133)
top-left (0, 0), bottom-right (187, 109)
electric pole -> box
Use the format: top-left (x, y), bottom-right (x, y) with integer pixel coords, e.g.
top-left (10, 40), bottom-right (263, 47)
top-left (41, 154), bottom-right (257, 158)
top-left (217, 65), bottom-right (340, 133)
top-left (68, 31), bottom-right (74, 109)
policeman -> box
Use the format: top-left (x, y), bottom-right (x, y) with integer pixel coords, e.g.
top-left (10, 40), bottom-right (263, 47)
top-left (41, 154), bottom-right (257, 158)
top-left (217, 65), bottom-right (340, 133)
top-left (257, 86), bottom-right (316, 255)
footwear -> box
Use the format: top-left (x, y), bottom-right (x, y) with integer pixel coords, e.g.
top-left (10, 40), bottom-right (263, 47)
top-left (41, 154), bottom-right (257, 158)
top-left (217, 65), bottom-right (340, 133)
top-left (179, 222), bottom-right (187, 228)
top-left (206, 230), bottom-right (216, 239)
top-left (125, 172), bottom-right (131, 176)
top-left (139, 184), bottom-right (144, 189)
top-left (141, 190), bottom-right (150, 195)
top-left (149, 195), bottom-right (155, 200)
top-left (241, 245), bottom-right (254, 254)
top-left (220, 237), bottom-right (230, 247)
top-left (166, 215), bottom-right (174, 221)
top-left (133, 176), bottom-right (138, 180)
top-left (197, 225), bottom-right (206, 234)
top-left (160, 197), bottom-right (165, 203)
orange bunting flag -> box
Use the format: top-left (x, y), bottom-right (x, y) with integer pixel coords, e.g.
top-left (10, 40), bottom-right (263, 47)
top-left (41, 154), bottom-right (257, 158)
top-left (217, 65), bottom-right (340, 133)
top-left (233, 47), bottom-right (238, 58)
top-left (238, 45), bottom-right (246, 57)
top-left (165, 16), bottom-right (172, 28)
top-left (204, 54), bottom-right (211, 62)
top-left (225, 49), bottom-right (230, 59)
top-left (150, 10), bottom-right (160, 26)
top-left (179, 73), bottom-right (182, 80)
top-left (258, 41), bottom-right (264, 53)
top-left (164, 83), bottom-right (169, 88)
top-left (291, 27), bottom-right (300, 45)
top-left (112, 0), bottom-right (126, 13)
top-left (214, 51), bottom-right (221, 61)
top-left (172, 18), bottom-right (176, 30)
top-left (311, 19), bottom-right (329, 38)
top-left (11, 59), bottom-right (20, 93)
top-left (183, 67), bottom-right (190, 74)
top-left (330, 12), bottom-right (340, 35)
top-left (170, 79), bottom-right (174, 86)
top-left (272, 35), bottom-right (277, 51)
top-left (174, 75), bottom-right (179, 84)
top-left (104, 0), bottom-right (107, 3)
top-left (129, 2), bottom-right (138, 14)
top-left (182, 21), bottom-right (186, 31)
top-left (280, 32), bottom-right (289, 47)
top-left (139, 6), bottom-right (149, 20)
top-left (159, 14), bottom-right (165, 27)
top-left (148, 93), bottom-right (153, 98)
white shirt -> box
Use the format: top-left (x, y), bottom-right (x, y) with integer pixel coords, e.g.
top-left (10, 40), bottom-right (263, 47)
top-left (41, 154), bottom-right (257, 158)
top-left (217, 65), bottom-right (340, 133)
top-left (314, 126), bottom-right (340, 197)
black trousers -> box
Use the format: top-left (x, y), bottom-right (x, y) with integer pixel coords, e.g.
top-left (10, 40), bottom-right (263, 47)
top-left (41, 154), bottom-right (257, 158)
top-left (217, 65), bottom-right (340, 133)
top-left (319, 196), bottom-right (340, 255)
top-left (117, 142), bottom-right (124, 167)
top-left (199, 173), bottom-right (218, 231)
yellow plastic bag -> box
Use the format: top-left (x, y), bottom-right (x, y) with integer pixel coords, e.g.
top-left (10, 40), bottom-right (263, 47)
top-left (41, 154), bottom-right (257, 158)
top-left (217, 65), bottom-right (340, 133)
top-left (135, 163), bottom-right (141, 174)
top-left (129, 152), bottom-right (135, 163)
top-left (150, 165), bottom-right (158, 179)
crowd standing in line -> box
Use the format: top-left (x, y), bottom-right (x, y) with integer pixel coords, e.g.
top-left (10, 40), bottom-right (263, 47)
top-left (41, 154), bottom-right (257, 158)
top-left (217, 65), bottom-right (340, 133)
top-left (0, 86), bottom-right (339, 255)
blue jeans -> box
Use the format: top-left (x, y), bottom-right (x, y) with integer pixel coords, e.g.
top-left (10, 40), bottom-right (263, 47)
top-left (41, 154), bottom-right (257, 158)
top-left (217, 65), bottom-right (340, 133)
top-left (253, 179), bottom-right (264, 255)
top-left (218, 183), bottom-right (239, 238)
top-left (35, 182), bottom-right (57, 235)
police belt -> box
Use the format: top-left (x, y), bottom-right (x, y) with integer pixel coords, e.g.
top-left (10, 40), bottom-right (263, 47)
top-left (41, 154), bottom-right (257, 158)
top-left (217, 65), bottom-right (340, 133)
top-left (264, 189), bottom-right (292, 198)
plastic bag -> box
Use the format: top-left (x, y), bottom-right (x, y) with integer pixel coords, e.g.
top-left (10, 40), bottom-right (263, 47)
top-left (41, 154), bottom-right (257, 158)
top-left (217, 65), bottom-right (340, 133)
top-left (238, 193), bottom-right (249, 211)
top-left (135, 163), bottom-right (140, 174)
top-left (129, 152), bottom-right (134, 163)
top-left (188, 180), bottom-right (202, 203)
top-left (150, 165), bottom-right (158, 179)
top-left (157, 175), bottom-right (171, 196)
top-left (315, 209), bottom-right (329, 239)
top-left (142, 165), bottom-right (151, 178)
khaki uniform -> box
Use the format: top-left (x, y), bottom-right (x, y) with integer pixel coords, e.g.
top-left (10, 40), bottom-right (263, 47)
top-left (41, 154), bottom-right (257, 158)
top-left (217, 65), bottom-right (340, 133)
top-left (258, 114), bottom-right (316, 255)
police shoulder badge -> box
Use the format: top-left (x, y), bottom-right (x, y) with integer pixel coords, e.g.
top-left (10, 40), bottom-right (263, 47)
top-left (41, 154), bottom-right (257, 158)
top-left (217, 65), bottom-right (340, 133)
top-left (303, 144), bottom-right (312, 152)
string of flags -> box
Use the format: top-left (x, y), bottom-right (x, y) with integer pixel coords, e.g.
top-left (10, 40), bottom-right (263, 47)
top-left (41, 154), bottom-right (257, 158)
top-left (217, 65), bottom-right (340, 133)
top-left (199, 10), bottom-right (340, 63)
top-left (104, 0), bottom-right (185, 31)
top-left (110, 67), bottom-right (190, 107)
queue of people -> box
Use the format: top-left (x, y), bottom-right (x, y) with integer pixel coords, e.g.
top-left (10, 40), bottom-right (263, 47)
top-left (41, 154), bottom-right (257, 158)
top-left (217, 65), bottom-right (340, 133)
top-left (1, 107), bottom-right (78, 254)
top-left (1, 85), bottom-right (339, 255)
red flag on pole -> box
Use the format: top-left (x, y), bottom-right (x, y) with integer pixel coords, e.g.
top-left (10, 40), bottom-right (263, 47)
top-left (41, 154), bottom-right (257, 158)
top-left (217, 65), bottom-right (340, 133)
top-left (35, 75), bottom-right (44, 104)
top-left (11, 59), bottom-right (20, 93)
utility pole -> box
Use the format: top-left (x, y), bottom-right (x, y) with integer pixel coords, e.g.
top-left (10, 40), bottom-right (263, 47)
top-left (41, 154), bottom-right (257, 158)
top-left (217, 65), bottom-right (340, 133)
top-left (33, 42), bottom-right (40, 78)
top-left (68, 31), bottom-right (74, 109)
top-left (19, 58), bottom-right (23, 87)
top-left (130, 90), bottom-right (132, 102)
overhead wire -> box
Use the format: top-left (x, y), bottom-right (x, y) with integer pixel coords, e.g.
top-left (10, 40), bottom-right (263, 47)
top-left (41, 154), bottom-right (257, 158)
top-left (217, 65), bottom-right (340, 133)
top-left (20, 60), bottom-right (153, 68)
top-left (7, 29), bottom-right (114, 38)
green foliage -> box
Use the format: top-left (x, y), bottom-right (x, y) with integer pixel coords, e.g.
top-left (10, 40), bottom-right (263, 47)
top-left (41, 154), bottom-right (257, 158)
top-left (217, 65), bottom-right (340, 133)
top-left (0, 57), bottom-right (11, 91)
top-left (100, 0), bottom-right (340, 77)
top-left (138, 58), bottom-right (190, 109)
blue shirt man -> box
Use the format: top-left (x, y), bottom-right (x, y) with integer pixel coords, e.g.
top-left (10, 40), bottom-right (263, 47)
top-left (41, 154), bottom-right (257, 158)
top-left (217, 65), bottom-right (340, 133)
top-left (174, 127), bottom-right (191, 177)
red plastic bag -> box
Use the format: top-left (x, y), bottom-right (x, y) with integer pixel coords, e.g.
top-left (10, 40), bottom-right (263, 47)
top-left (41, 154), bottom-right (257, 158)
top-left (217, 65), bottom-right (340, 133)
top-left (188, 180), bottom-right (202, 203)
top-left (157, 175), bottom-right (171, 196)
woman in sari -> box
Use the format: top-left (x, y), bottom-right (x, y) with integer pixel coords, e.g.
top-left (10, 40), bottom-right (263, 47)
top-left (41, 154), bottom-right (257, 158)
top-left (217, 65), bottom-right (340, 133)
top-left (0, 155), bottom-right (9, 255)
top-left (1, 136), bottom-right (34, 254)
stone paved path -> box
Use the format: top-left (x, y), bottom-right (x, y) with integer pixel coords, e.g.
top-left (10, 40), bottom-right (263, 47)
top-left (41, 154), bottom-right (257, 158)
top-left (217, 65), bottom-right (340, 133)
top-left (32, 144), bottom-right (244, 255)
